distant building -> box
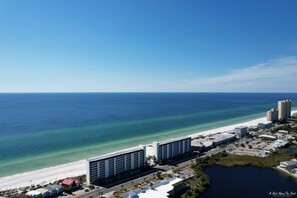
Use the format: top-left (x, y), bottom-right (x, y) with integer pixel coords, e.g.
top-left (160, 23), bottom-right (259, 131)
top-left (86, 145), bottom-right (146, 184)
top-left (278, 100), bottom-right (292, 120)
top-left (273, 139), bottom-right (289, 148)
top-left (266, 108), bottom-right (279, 122)
top-left (35, 188), bottom-right (50, 198)
top-left (153, 137), bottom-right (191, 163)
top-left (27, 185), bottom-right (63, 197)
top-left (259, 134), bottom-right (277, 140)
top-left (280, 159), bottom-right (297, 170)
top-left (258, 121), bottom-right (272, 129)
top-left (234, 126), bottom-right (248, 137)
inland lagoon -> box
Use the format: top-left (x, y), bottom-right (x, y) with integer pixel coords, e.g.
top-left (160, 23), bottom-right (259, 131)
top-left (200, 165), bottom-right (297, 198)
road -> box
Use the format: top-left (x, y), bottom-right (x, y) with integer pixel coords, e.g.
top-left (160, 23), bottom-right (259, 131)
top-left (74, 148), bottom-right (224, 198)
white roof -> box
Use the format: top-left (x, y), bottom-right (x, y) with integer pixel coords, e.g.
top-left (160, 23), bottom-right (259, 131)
top-left (259, 135), bottom-right (276, 139)
top-left (209, 133), bottom-right (235, 143)
top-left (26, 190), bottom-right (41, 196)
top-left (278, 130), bottom-right (289, 133)
top-left (137, 178), bottom-right (182, 198)
top-left (35, 188), bottom-right (50, 194)
top-left (275, 139), bottom-right (288, 143)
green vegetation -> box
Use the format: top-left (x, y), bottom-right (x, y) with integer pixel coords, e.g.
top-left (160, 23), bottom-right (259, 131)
top-left (215, 147), bottom-right (296, 168)
top-left (159, 173), bottom-right (172, 179)
top-left (272, 124), bottom-right (297, 133)
top-left (181, 145), bottom-right (297, 197)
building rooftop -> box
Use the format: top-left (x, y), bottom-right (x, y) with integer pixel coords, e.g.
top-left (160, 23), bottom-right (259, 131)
top-left (35, 188), bottom-right (50, 193)
top-left (158, 136), bottom-right (191, 146)
top-left (273, 139), bottom-right (289, 147)
top-left (136, 178), bottom-right (182, 198)
top-left (191, 139), bottom-right (213, 148)
top-left (43, 186), bottom-right (55, 191)
top-left (235, 126), bottom-right (247, 130)
top-left (208, 133), bottom-right (235, 143)
top-left (26, 190), bottom-right (41, 196)
top-left (87, 145), bottom-right (144, 162)
top-left (278, 130), bottom-right (289, 133)
top-left (281, 159), bottom-right (297, 166)
top-left (259, 134), bottom-right (277, 139)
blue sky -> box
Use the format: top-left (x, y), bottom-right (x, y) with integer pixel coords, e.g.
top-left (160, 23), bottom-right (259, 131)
top-left (1, 0), bottom-right (297, 92)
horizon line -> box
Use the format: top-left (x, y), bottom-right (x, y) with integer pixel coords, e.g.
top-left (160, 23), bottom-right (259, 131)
top-left (0, 91), bottom-right (297, 94)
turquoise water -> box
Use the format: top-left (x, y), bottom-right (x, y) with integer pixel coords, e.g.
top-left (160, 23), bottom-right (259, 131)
top-left (0, 93), bottom-right (296, 177)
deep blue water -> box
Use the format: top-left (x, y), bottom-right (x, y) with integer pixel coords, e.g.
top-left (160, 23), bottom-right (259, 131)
top-left (201, 165), bottom-right (297, 198)
top-left (0, 93), bottom-right (296, 176)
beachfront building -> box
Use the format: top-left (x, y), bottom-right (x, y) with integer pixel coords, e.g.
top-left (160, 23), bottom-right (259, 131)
top-left (266, 108), bottom-right (279, 122)
top-left (278, 100), bottom-right (292, 120)
top-left (35, 188), bottom-right (50, 198)
top-left (26, 185), bottom-right (63, 197)
top-left (153, 137), bottom-right (191, 163)
top-left (61, 178), bottom-right (80, 190)
top-left (258, 121), bottom-right (272, 129)
top-left (234, 126), bottom-right (248, 137)
top-left (26, 190), bottom-right (42, 197)
top-left (207, 133), bottom-right (236, 146)
top-left (86, 145), bottom-right (146, 184)
top-left (44, 185), bottom-right (63, 196)
top-left (191, 139), bottom-right (213, 151)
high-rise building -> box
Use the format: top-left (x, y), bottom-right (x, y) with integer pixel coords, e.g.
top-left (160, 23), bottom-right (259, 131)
top-left (266, 108), bottom-right (279, 122)
top-left (153, 137), bottom-right (191, 163)
top-left (278, 100), bottom-right (292, 120)
top-left (86, 145), bottom-right (146, 184)
top-left (286, 100), bottom-right (292, 118)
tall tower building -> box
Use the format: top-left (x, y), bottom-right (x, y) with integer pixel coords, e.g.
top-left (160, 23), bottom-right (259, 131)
top-left (278, 101), bottom-right (286, 120)
top-left (266, 108), bottom-right (278, 122)
top-left (286, 100), bottom-right (292, 118)
top-left (278, 100), bottom-right (292, 120)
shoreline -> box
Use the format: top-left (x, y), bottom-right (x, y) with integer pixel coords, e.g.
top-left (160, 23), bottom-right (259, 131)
top-left (1, 110), bottom-right (296, 190)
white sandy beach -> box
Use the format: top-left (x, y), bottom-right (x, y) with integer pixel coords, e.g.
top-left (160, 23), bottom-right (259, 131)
top-left (1, 111), bottom-right (296, 190)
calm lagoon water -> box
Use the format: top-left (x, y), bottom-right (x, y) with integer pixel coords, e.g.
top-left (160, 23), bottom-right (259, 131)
top-left (201, 165), bottom-right (297, 198)
top-left (0, 93), bottom-right (297, 177)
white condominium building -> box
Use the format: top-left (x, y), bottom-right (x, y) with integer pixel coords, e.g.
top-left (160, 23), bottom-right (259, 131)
top-left (86, 145), bottom-right (146, 184)
top-left (153, 137), bottom-right (191, 162)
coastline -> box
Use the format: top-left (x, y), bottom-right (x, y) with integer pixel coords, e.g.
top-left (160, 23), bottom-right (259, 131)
top-left (1, 110), bottom-right (296, 190)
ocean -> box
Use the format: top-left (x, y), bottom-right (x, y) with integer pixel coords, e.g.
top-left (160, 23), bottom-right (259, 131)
top-left (0, 93), bottom-right (296, 177)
